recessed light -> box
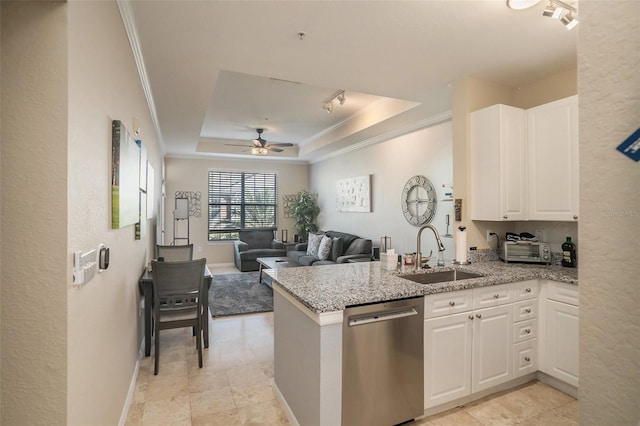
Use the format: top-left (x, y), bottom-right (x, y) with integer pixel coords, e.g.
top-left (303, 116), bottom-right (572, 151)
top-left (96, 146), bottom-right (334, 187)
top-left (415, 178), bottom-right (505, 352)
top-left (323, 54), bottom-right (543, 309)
top-left (507, 0), bottom-right (542, 10)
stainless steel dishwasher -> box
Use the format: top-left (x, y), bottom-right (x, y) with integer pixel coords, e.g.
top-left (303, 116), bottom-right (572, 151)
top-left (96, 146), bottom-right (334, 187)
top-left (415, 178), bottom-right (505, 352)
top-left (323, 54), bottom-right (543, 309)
top-left (342, 297), bottom-right (424, 426)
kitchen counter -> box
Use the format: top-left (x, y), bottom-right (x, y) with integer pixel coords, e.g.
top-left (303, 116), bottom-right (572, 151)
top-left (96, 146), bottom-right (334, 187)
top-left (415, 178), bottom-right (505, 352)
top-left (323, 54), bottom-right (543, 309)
top-left (266, 260), bottom-right (578, 314)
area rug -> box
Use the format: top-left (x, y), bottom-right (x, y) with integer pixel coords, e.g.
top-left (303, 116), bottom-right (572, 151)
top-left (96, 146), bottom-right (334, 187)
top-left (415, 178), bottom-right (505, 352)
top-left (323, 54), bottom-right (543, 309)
top-left (208, 272), bottom-right (273, 317)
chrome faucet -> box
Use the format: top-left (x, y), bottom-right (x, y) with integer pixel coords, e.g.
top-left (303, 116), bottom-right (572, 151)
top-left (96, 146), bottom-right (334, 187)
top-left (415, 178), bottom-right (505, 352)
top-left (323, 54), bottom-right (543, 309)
top-left (416, 224), bottom-right (446, 269)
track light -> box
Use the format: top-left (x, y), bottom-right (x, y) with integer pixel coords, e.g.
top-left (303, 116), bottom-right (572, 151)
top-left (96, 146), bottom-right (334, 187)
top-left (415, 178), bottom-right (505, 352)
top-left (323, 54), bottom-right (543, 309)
top-left (560, 11), bottom-right (578, 29)
top-left (542, 2), bottom-right (564, 18)
top-left (541, 0), bottom-right (578, 29)
top-left (322, 90), bottom-right (346, 113)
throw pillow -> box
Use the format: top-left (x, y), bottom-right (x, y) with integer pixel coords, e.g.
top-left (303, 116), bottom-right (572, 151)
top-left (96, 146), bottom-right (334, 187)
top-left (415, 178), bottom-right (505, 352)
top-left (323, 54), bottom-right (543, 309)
top-left (331, 237), bottom-right (343, 262)
top-left (306, 233), bottom-right (324, 257)
top-left (318, 235), bottom-right (333, 260)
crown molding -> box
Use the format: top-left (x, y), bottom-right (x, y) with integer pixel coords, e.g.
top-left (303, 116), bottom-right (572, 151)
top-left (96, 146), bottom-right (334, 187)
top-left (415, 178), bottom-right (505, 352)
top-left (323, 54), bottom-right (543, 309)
top-left (117, 1), bottom-right (165, 153)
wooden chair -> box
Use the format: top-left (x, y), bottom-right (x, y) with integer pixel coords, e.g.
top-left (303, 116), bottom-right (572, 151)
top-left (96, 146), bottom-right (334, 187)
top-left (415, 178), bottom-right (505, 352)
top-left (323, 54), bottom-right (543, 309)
top-left (155, 244), bottom-right (194, 262)
top-left (151, 258), bottom-right (205, 375)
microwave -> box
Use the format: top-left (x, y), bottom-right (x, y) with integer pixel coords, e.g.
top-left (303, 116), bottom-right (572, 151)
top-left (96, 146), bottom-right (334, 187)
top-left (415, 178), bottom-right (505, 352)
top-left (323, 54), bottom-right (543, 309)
top-left (500, 241), bottom-right (551, 264)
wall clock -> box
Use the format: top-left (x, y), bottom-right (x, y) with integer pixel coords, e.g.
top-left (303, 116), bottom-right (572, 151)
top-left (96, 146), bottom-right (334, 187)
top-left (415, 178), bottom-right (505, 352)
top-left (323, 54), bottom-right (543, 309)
top-left (401, 175), bottom-right (437, 226)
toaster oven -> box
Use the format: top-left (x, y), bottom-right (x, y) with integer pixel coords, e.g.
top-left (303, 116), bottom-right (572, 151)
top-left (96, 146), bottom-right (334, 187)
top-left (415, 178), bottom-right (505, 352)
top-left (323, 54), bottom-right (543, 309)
top-left (500, 241), bottom-right (551, 264)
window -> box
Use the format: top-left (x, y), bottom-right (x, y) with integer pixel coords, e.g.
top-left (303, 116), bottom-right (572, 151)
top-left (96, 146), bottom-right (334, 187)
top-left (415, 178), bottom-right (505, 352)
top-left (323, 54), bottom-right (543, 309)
top-left (208, 171), bottom-right (277, 241)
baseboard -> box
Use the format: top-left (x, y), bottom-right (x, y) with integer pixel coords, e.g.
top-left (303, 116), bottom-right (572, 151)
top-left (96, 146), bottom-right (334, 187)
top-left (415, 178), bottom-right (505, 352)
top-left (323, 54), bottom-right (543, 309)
top-left (118, 338), bottom-right (145, 426)
top-left (421, 374), bottom-right (537, 418)
top-left (271, 378), bottom-right (300, 426)
top-left (536, 371), bottom-right (578, 399)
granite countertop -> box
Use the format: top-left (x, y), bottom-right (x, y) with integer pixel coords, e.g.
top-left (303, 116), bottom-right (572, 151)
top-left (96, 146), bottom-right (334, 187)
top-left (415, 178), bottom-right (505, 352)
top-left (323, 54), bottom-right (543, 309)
top-left (266, 260), bottom-right (578, 314)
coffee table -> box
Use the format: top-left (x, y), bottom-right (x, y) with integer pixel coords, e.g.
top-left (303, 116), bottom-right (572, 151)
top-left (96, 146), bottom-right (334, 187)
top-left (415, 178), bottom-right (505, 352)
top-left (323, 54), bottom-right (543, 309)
top-left (256, 256), bottom-right (300, 285)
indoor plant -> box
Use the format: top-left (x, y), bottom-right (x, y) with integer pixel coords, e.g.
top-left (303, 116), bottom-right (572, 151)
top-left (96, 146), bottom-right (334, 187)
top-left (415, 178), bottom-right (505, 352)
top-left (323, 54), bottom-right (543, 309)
top-left (290, 190), bottom-right (320, 242)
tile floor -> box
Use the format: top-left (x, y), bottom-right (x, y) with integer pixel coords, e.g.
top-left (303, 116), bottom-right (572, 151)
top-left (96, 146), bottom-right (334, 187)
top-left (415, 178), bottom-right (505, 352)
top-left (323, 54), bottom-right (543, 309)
top-left (125, 265), bottom-right (578, 426)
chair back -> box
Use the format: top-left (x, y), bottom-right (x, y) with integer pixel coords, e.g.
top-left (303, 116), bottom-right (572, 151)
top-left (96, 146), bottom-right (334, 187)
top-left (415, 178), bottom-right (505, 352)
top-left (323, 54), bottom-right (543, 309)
top-left (151, 258), bottom-right (206, 312)
top-left (156, 244), bottom-right (194, 262)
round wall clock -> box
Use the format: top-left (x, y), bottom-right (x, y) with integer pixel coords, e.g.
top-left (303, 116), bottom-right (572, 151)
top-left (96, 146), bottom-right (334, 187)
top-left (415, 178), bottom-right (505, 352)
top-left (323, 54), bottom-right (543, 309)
top-left (401, 175), bottom-right (437, 226)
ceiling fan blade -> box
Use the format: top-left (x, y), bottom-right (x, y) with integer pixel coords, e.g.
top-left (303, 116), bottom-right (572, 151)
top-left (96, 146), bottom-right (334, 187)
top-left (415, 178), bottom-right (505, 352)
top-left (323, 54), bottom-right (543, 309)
top-left (267, 142), bottom-right (294, 147)
top-left (225, 143), bottom-right (252, 147)
top-left (268, 147), bottom-right (284, 153)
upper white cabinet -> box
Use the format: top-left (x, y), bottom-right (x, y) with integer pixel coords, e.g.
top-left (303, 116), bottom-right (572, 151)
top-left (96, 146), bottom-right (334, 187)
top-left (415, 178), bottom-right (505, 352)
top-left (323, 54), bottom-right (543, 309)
top-left (470, 95), bottom-right (578, 222)
top-left (470, 104), bottom-right (527, 221)
top-left (527, 95), bottom-right (579, 221)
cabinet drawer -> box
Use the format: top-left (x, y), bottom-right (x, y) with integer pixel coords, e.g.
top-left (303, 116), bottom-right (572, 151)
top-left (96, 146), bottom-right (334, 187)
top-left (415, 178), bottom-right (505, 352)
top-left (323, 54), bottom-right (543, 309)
top-left (514, 280), bottom-right (539, 301)
top-left (514, 339), bottom-right (537, 378)
top-left (473, 283), bottom-right (513, 309)
top-left (513, 319), bottom-right (537, 343)
top-left (514, 300), bottom-right (537, 322)
top-left (424, 289), bottom-right (473, 319)
top-left (547, 282), bottom-right (579, 306)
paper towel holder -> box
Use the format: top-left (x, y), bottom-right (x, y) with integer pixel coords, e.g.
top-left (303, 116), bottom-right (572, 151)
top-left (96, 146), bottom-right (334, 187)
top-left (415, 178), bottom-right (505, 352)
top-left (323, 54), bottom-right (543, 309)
top-left (453, 225), bottom-right (470, 265)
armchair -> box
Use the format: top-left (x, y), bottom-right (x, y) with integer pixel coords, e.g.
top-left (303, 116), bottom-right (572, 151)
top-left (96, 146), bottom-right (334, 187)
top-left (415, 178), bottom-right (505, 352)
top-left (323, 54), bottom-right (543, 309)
top-left (233, 229), bottom-right (286, 272)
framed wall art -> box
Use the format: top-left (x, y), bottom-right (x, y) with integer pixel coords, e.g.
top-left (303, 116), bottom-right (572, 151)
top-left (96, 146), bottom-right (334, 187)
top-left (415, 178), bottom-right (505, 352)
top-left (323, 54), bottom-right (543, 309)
top-left (336, 175), bottom-right (371, 212)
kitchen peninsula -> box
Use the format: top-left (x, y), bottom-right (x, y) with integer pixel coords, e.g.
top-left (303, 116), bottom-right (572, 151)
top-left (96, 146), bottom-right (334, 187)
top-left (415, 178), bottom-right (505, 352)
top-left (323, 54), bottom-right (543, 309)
top-left (267, 261), bottom-right (578, 425)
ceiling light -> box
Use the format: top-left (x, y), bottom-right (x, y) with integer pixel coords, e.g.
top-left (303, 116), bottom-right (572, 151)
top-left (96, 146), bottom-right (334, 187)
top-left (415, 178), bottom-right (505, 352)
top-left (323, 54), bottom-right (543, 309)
top-left (507, 0), bottom-right (542, 10)
top-left (251, 147), bottom-right (268, 156)
top-left (560, 11), bottom-right (578, 29)
top-left (542, 2), bottom-right (564, 18)
top-left (322, 90), bottom-right (346, 113)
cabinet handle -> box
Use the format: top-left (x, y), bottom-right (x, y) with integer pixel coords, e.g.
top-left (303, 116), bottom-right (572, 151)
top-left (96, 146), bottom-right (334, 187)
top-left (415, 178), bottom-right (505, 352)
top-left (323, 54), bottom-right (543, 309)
top-left (493, 294), bottom-right (500, 299)
top-left (449, 301), bottom-right (456, 306)
top-left (476, 314), bottom-right (482, 319)
top-left (525, 308), bottom-right (532, 313)
top-left (503, 215), bottom-right (508, 219)
top-left (468, 315), bottom-right (474, 320)
top-left (524, 328), bottom-right (531, 334)
top-left (573, 215), bottom-right (578, 220)
top-left (525, 288), bottom-right (531, 293)
top-left (524, 356), bottom-right (530, 362)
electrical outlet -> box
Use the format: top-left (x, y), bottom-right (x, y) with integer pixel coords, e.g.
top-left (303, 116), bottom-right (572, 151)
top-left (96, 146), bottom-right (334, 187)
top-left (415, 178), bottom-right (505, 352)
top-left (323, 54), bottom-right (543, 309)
top-left (486, 230), bottom-right (494, 242)
top-left (535, 228), bottom-right (545, 241)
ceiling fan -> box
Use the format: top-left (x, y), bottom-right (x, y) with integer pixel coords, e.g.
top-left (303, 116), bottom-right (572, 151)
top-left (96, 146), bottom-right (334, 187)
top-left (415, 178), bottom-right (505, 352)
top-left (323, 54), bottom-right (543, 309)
top-left (226, 128), bottom-right (293, 155)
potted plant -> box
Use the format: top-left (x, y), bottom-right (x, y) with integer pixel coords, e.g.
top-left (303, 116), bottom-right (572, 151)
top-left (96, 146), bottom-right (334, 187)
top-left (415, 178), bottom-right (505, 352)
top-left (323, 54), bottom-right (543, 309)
top-left (290, 190), bottom-right (320, 242)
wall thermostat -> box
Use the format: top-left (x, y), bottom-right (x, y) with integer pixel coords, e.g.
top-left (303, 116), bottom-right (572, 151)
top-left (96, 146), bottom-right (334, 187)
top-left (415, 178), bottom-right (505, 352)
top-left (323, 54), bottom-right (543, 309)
top-left (98, 243), bottom-right (110, 272)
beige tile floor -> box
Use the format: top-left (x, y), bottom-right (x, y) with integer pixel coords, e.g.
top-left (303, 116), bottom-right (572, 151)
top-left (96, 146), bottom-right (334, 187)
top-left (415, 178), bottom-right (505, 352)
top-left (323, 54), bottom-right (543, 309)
top-left (125, 265), bottom-right (577, 426)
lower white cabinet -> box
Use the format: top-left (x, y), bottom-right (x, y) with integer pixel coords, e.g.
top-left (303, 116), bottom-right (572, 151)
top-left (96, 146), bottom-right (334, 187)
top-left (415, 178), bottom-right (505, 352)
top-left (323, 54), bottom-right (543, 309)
top-left (471, 304), bottom-right (513, 393)
top-left (424, 312), bottom-right (473, 407)
top-left (424, 284), bottom-right (514, 408)
top-left (543, 285), bottom-right (579, 387)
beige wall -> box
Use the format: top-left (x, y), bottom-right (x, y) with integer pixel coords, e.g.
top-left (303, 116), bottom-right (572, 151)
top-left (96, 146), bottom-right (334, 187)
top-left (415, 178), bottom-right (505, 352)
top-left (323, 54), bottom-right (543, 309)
top-left (2, 2), bottom-right (163, 424)
top-left (165, 157), bottom-right (309, 264)
top-left (514, 68), bottom-right (578, 109)
top-left (578, 1), bottom-right (640, 424)
top-left (1, 2), bottom-right (68, 424)
top-left (310, 121), bottom-right (454, 257)
top-left (66, 2), bottom-right (163, 424)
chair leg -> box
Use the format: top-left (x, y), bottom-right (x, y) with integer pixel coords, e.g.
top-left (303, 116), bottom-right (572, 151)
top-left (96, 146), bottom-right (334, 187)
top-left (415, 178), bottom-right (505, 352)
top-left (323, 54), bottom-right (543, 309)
top-left (154, 319), bottom-right (160, 375)
top-left (196, 324), bottom-right (203, 368)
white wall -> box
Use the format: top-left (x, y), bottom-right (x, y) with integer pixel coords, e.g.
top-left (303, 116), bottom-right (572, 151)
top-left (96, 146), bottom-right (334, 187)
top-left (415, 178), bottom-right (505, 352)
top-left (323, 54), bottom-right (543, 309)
top-left (310, 121), bottom-right (454, 259)
top-left (165, 157), bottom-right (309, 264)
top-left (578, 1), bottom-right (640, 424)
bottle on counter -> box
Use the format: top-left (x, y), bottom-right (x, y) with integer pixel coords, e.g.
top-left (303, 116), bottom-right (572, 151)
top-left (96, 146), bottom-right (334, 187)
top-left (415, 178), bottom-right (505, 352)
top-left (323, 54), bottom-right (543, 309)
top-left (562, 237), bottom-right (577, 267)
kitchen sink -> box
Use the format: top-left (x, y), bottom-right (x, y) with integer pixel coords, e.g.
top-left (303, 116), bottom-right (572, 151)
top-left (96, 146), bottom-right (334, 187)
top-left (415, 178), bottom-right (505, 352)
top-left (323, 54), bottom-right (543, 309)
top-left (400, 270), bottom-right (484, 285)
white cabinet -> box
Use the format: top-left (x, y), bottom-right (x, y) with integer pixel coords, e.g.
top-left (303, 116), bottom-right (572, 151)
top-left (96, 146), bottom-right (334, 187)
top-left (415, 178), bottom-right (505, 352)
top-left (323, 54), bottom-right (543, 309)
top-left (543, 282), bottom-right (579, 387)
top-left (424, 284), bottom-right (514, 408)
top-left (471, 304), bottom-right (513, 393)
top-left (470, 104), bottom-right (527, 221)
top-left (424, 311), bottom-right (473, 407)
top-left (527, 96), bottom-right (579, 221)
top-left (470, 95), bottom-right (579, 222)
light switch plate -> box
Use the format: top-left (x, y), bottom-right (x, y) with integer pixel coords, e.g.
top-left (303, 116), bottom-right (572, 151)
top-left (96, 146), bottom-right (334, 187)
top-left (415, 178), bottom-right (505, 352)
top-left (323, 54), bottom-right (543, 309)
top-left (74, 249), bottom-right (97, 286)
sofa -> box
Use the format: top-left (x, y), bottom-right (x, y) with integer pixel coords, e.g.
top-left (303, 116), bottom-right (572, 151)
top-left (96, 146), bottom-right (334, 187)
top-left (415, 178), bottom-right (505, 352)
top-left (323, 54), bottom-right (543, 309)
top-left (233, 229), bottom-right (286, 272)
top-left (287, 230), bottom-right (372, 266)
